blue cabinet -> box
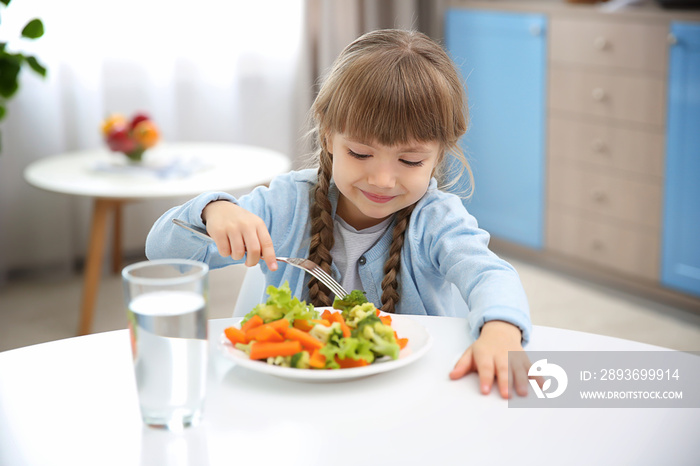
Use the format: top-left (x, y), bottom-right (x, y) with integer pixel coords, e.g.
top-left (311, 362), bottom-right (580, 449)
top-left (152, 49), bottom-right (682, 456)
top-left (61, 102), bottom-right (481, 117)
top-left (662, 22), bottom-right (700, 297)
top-left (445, 10), bottom-right (547, 249)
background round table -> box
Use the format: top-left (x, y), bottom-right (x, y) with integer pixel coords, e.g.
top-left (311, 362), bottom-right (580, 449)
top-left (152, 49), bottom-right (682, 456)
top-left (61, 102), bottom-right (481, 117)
top-left (23, 142), bottom-right (292, 334)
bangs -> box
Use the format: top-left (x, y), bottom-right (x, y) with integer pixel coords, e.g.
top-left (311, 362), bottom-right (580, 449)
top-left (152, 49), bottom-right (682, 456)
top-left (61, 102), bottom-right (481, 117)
top-left (320, 51), bottom-right (462, 148)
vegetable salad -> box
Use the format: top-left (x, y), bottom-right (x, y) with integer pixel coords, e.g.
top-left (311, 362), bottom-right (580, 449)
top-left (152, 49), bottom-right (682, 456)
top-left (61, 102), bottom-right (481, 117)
top-left (224, 283), bottom-right (408, 369)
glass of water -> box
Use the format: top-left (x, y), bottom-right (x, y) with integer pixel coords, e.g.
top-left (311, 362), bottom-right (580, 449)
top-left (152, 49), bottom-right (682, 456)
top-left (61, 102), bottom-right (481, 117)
top-left (122, 259), bottom-right (209, 430)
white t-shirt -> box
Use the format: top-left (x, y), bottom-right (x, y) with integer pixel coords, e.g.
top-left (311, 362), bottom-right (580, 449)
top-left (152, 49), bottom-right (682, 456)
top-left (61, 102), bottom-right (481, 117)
top-left (330, 216), bottom-right (392, 294)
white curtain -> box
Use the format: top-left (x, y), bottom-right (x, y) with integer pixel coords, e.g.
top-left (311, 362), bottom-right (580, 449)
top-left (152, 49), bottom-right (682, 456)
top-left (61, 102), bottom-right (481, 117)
top-left (0, 0), bottom-right (308, 280)
top-left (0, 0), bottom-right (439, 282)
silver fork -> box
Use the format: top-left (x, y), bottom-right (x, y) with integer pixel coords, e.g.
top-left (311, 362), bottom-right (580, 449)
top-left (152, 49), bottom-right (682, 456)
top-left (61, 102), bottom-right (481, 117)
top-left (172, 219), bottom-right (349, 298)
top-left (275, 257), bottom-right (348, 298)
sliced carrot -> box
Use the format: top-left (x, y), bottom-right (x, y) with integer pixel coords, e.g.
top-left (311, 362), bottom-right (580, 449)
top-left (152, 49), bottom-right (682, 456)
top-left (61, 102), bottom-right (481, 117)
top-left (249, 340), bottom-right (302, 360)
top-left (328, 312), bottom-right (351, 338)
top-left (241, 314), bottom-right (263, 333)
top-left (293, 319), bottom-right (315, 332)
top-left (267, 318), bottom-right (291, 331)
top-left (224, 326), bottom-right (248, 345)
top-left (280, 326), bottom-right (324, 351)
top-left (246, 325), bottom-right (284, 343)
top-left (309, 348), bottom-right (326, 369)
top-left (375, 308), bottom-right (381, 316)
top-left (321, 309), bottom-right (333, 321)
top-left (397, 337), bottom-right (409, 349)
top-left (379, 315), bottom-right (392, 326)
top-left (335, 356), bottom-right (369, 368)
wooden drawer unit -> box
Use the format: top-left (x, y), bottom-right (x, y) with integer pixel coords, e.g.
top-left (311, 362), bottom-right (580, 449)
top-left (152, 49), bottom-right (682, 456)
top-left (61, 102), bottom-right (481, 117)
top-left (549, 67), bottom-right (666, 126)
top-left (548, 117), bottom-right (664, 178)
top-left (547, 207), bottom-right (660, 281)
top-left (550, 17), bottom-right (668, 73)
top-left (548, 159), bottom-right (663, 229)
top-left (545, 14), bottom-right (667, 282)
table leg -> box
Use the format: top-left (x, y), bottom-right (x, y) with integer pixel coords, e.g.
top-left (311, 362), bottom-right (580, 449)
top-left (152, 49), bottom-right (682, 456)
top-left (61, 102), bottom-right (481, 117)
top-left (78, 199), bottom-right (116, 336)
top-left (112, 202), bottom-right (123, 274)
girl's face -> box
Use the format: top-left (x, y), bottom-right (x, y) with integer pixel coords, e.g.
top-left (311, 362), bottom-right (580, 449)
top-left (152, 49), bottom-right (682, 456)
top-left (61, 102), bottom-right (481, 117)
top-left (328, 133), bottom-right (441, 230)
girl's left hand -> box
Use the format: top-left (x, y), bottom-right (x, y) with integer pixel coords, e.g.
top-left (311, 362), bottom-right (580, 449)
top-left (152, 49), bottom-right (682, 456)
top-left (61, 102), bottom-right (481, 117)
top-left (449, 320), bottom-right (532, 398)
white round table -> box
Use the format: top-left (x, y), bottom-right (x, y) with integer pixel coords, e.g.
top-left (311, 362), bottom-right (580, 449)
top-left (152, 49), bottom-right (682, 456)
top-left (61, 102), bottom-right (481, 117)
top-left (23, 143), bottom-right (291, 334)
top-left (0, 318), bottom-right (697, 466)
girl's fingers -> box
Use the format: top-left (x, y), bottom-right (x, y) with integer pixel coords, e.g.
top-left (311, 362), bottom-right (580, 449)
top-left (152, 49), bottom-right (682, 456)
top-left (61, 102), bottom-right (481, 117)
top-left (228, 232), bottom-right (247, 261)
top-left (495, 357), bottom-right (510, 398)
top-left (449, 347), bottom-right (474, 380)
top-left (257, 226), bottom-right (277, 271)
top-left (241, 229), bottom-right (261, 267)
top-left (476, 354), bottom-right (495, 395)
top-left (513, 360), bottom-right (530, 397)
top-left (208, 229), bottom-right (232, 258)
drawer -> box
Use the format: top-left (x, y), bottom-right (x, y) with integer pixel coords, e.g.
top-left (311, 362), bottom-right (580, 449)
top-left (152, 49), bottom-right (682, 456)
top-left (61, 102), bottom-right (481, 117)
top-left (548, 117), bottom-right (664, 178)
top-left (547, 159), bottom-right (662, 228)
top-left (549, 66), bottom-right (666, 126)
top-left (550, 17), bottom-right (668, 74)
top-left (547, 207), bottom-right (659, 281)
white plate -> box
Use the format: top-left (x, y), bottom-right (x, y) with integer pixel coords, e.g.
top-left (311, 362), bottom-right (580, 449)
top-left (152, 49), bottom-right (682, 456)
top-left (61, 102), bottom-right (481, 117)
top-left (218, 308), bottom-right (433, 382)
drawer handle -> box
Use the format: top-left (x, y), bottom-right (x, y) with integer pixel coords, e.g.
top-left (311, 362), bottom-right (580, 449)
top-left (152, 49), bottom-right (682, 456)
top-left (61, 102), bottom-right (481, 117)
top-left (591, 239), bottom-right (605, 252)
top-left (592, 88), bottom-right (607, 102)
top-left (591, 139), bottom-right (607, 154)
top-left (667, 33), bottom-right (677, 46)
top-left (591, 188), bottom-right (608, 203)
top-left (593, 36), bottom-right (610, 51)
top-left (529, 24), bottom-right (542, 36)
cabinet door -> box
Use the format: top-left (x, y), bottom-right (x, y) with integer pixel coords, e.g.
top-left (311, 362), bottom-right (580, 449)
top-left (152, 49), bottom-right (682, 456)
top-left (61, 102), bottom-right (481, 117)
top-left (662, 22), bottom-right (700, 297)
top-left (445, 10), bottom-right (547, 249)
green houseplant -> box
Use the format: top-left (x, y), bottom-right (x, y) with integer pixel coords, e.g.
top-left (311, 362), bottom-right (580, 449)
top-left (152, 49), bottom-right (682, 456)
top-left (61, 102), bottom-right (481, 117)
top-left (0, 0), bottom-right (46, 150)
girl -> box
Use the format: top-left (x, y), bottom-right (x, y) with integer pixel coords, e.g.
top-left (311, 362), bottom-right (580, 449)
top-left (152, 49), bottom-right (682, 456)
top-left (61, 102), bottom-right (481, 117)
top-left (146, 29), bottom-right (532, 398)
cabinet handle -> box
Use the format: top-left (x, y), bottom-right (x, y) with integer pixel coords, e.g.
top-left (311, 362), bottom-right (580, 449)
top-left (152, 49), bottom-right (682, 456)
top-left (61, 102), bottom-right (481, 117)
top-left (529, 24), bottom-right (542, 36)
top-left (667, 33), bottom-right (677, 46)
top-left (593, 36), bottom-right (609, 51)
top-left (591, 188), bottom-right (608, 203)
top-left (592, 88), bottom-right (607, 102)
top-left (591, 239), bottom-right (605, 252)
top-left (591, 139), bottom-right (607, 154)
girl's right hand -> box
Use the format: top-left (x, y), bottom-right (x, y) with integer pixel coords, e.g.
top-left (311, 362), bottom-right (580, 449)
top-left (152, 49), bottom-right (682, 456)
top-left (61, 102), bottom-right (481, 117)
top-left (201, 200), bottom-right (278, 271)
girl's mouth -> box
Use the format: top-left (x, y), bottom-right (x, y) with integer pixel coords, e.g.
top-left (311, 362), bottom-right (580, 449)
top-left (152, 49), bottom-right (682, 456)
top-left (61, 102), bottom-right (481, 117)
top-left (362, 190), bottom-right (395, 204)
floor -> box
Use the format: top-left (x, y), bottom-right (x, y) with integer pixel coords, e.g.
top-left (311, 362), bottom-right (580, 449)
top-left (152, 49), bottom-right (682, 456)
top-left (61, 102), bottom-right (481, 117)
top-left (1, 255), bottom-right (700, 353)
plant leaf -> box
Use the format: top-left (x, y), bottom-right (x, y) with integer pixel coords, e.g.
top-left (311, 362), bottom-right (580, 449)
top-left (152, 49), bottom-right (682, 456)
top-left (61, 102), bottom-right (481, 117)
top-left (0, 57), bottom-right (21, 98)
top-left (0, 0), bottom-right (11, 7)
top-left (25, 56), bottom-right (46, 77)
top-left (0, 104), bottom-right (6, 121)
top-left (21, 19), bottom-right (44, 39)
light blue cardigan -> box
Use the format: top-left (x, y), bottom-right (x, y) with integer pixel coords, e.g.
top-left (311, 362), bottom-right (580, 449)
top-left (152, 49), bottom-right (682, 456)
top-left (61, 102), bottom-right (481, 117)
top-left (146, 169), bottom-right (532, 343)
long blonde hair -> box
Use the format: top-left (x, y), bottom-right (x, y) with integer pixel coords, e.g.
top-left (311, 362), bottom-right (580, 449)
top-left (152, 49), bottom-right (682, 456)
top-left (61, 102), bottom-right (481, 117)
top-left (307, 29), bottom-right (471, 311)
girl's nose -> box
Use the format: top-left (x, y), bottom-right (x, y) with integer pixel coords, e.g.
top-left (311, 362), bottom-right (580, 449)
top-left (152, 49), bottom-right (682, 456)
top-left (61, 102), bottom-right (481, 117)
top-left (367, 164), bottom-right (396, 188)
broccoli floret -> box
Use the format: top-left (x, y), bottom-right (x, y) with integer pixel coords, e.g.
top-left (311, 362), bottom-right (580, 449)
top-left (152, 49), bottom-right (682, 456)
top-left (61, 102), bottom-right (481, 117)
top-left (242, 282), bottom-right (318, 324)
top-left (319, 336), bottom-right (375, 369)
top-left (291, 351), bottom-right (310, 369)
top-left (267, 356), bottom-right (292, 367)
top-left (252, 304), bottom-right (284, 323)
top-left (235, 343), bottom-right (251, 355)
top-left (344, 302), bottom-right (377, 328)
top-left (352, 314), bottom-right (400, 360)
top-left (309, 322), bottom-right (344, 344)
top-left (333, 290), bottom-right (368, 313)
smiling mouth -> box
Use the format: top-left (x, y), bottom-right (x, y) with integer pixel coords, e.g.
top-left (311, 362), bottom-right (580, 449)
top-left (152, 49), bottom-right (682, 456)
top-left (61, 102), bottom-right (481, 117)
top-left (362, 190), bottom-right (396, 204)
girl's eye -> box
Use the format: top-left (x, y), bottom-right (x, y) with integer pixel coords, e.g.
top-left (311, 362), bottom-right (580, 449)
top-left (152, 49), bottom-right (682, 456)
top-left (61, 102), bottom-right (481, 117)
top-left (400, 159), bottom-right (424, 167)
top-left (347, 149), bottom-right (370, 159)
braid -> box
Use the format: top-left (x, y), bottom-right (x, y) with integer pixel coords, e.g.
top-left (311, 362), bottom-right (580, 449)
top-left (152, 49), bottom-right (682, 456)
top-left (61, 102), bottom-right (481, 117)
top-left (380, 204), bottom-right (415, 313)
top-left (307, 149), bottom-right (335, 306)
